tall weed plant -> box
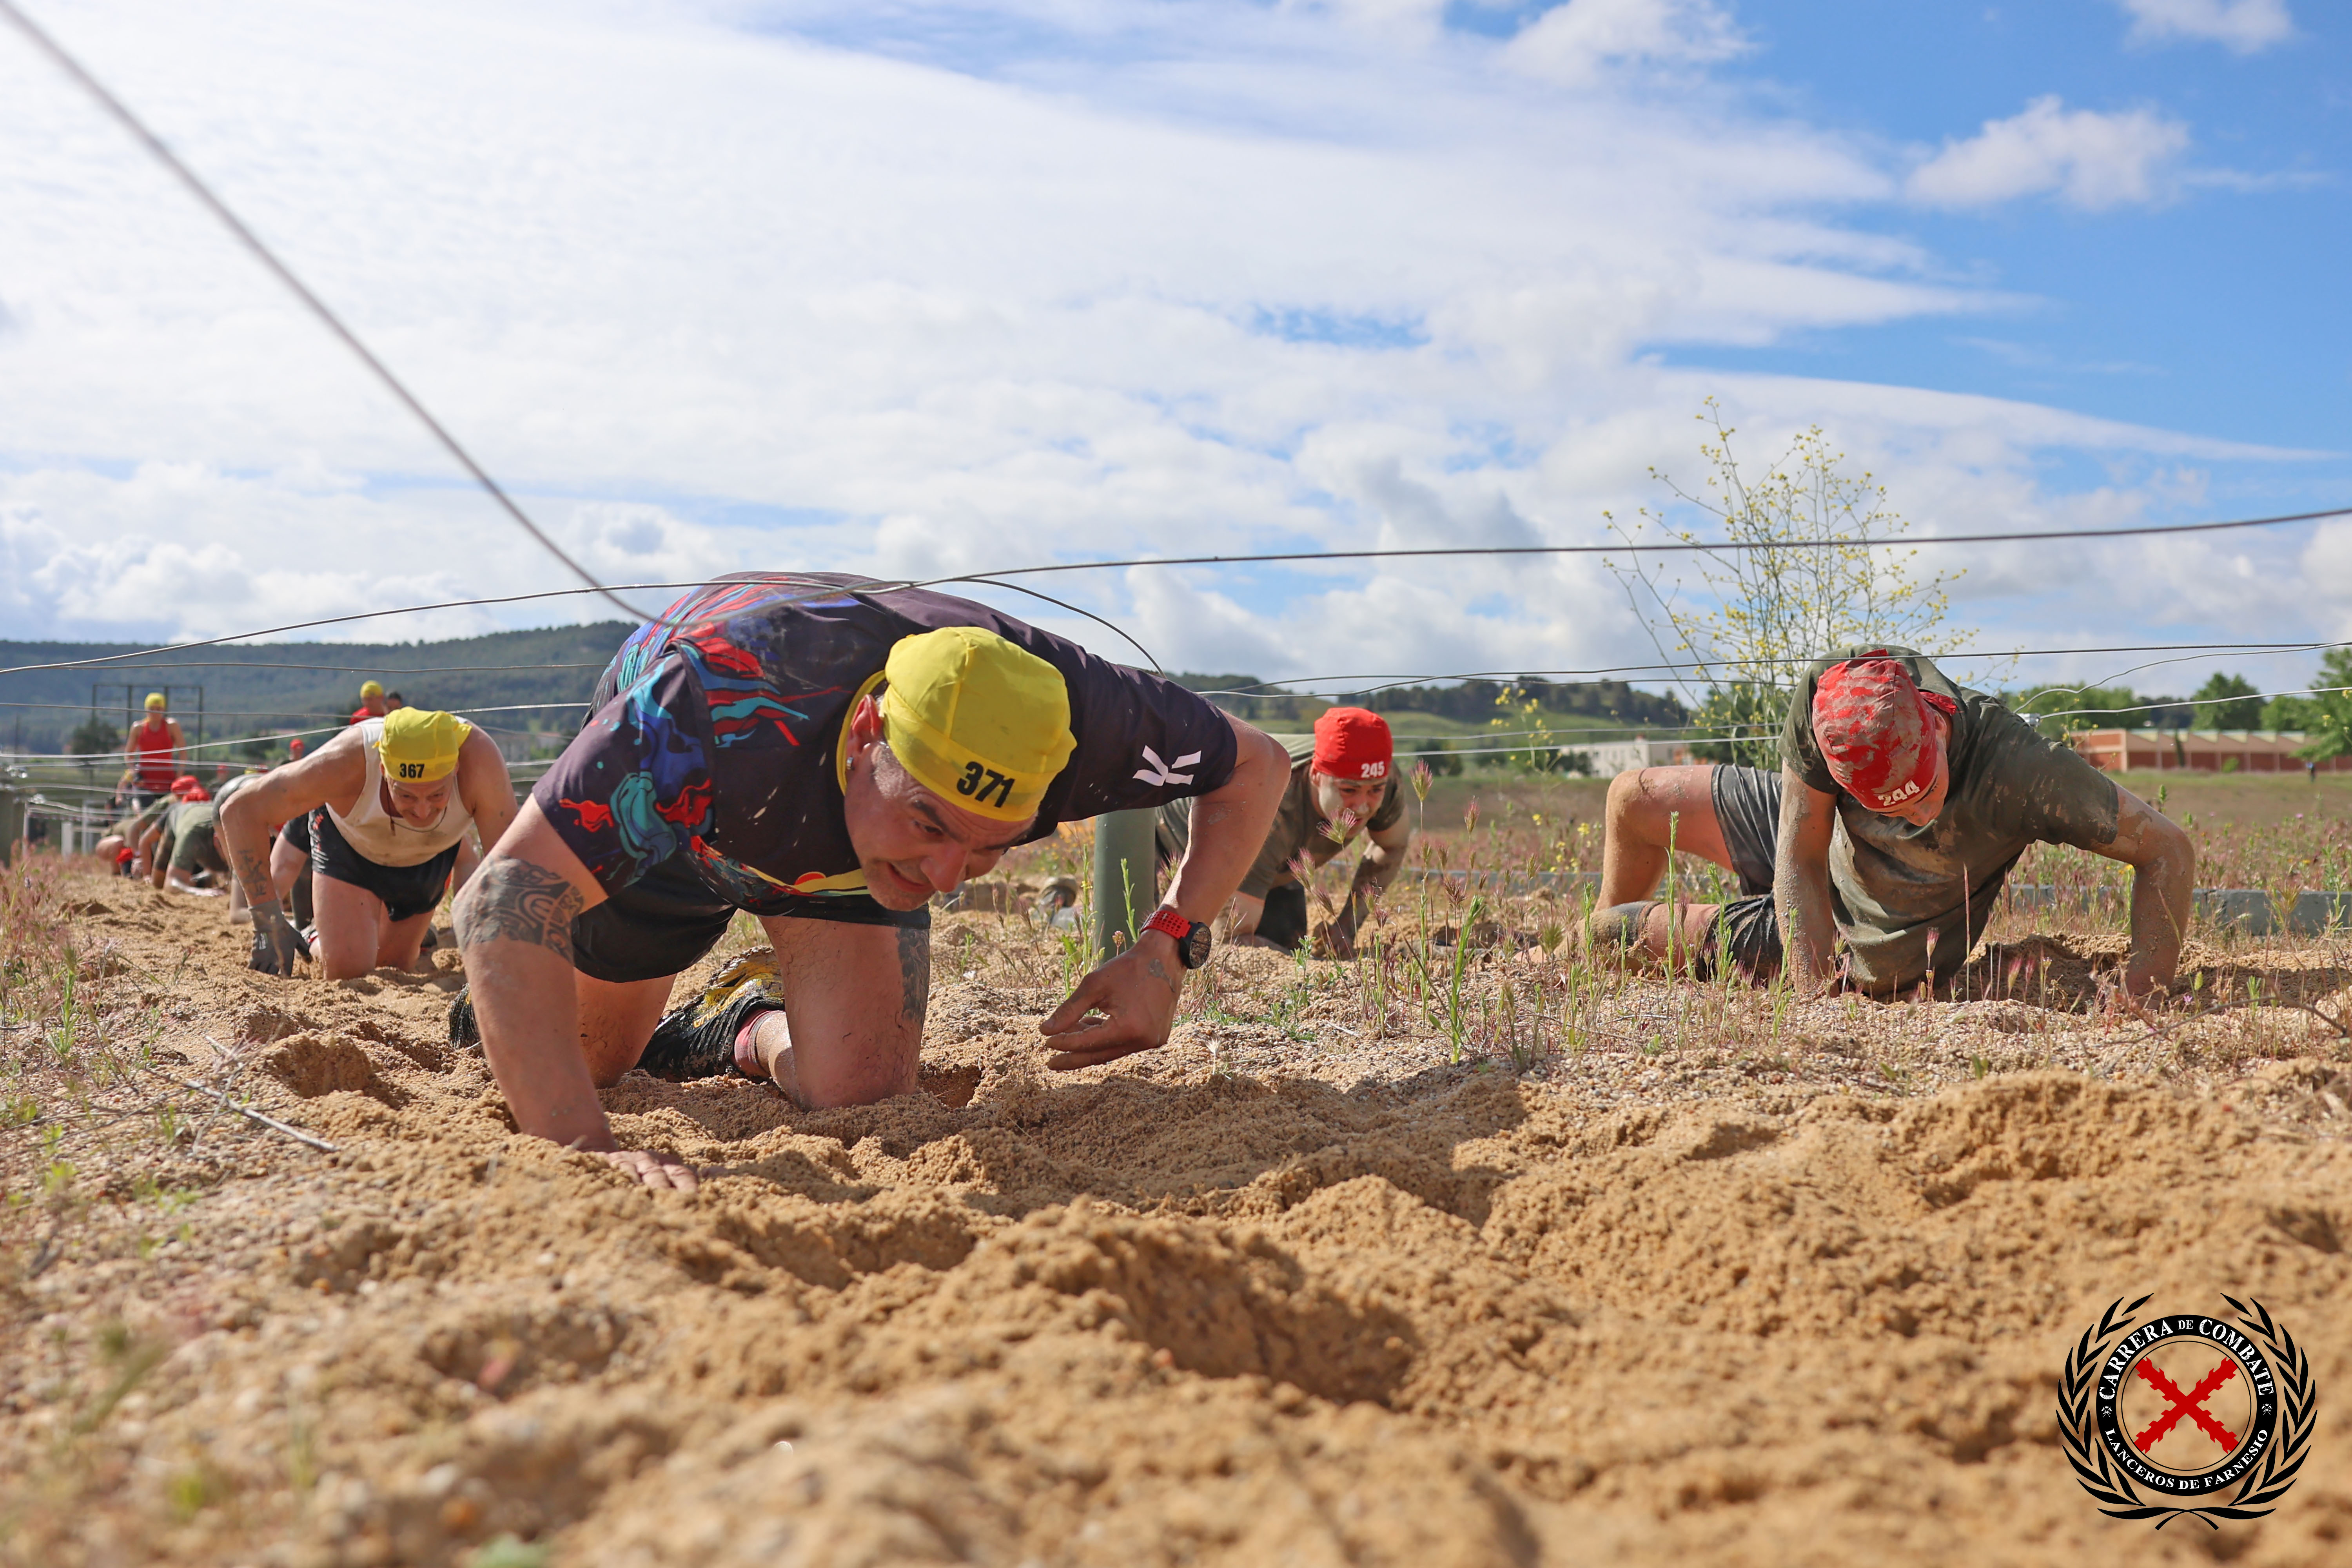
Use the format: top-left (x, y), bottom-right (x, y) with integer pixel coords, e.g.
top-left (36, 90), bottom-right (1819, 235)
top-left (1606, 400), bottom-right (1988, 768)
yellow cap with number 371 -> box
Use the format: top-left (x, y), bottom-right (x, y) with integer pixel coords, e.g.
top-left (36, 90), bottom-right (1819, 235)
top-left (877, 628), bottom-right (1074, 822)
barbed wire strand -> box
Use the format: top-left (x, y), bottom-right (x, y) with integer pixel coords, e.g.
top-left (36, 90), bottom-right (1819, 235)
top-left (56, 659), bottom-right (616, 675)
top-left (0, 700), bottom-right (593, 719)
top-left (9, 679), bottom-right (2332, 774)
top-left (2, 487), bottom-right (2350, 683)
top-left (8, 633), bottom-right (2341, 690)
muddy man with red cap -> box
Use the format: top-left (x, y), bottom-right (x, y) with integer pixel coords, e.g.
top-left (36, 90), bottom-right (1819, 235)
top-left (1153, 704), bottom-right (1415, 960)
top-left (1586, 645), bottom-right (2192, 1002)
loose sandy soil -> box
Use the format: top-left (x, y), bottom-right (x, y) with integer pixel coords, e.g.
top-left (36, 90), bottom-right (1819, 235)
top-left (7, 868), bottom-right (2352, 1566)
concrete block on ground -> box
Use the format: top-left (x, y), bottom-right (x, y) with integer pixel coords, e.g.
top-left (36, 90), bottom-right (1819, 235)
top-left (2002, 884), bottom-right (2123, 913)
top-left (1400, 871), bottom-right (2352, 940)
top-left (2288, 891), bottom-right (2352, 936)
top-left (2194, 888), bottom-right (2275, 936)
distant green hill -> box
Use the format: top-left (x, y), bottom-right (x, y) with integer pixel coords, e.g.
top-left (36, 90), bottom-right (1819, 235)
top-left (0, 624), bottom-right (633, 759)
top-left (1172, 671), bottom-right (1687, 733)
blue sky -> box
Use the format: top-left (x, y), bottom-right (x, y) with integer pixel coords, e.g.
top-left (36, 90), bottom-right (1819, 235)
top-left (0, 0), bottom-right (2342, 704)
top-left (1685, 1), bottom-right (2345, 451)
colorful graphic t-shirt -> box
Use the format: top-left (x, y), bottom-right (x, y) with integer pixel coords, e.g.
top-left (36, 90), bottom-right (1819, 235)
top-left (534, 574), bottom-right (1241, 912)
top-left (1780, 645), bottom-right (2122, 989)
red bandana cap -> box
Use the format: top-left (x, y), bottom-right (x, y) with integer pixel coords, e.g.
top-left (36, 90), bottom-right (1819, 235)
top-left (1312, 707), bottom-right (1393, 782)
top-left (1811, 656), bottom-right (1956, 813)
top-left (170, 775), bottom-right (210, 802)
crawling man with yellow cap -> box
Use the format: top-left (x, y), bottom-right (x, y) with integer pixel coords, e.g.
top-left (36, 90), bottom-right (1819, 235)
top-left (220, 706), bottom-right (519, 979)
top-left (450, 572), bottom-right (1290, 1192)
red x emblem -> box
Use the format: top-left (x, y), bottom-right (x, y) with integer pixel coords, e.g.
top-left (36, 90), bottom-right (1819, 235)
top-left (2131, 1356), bottom-right (2240, 1454)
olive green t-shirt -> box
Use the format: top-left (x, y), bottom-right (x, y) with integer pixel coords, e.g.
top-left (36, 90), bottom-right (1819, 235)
top-left (159, 801), bottom-right (228, 878)
top-left (122, 793), bottom-right (175, 839)
top-left (1780, 646), bottom-right (2121, 992)
top-left (1157, 735), bottom-right (1406, 898)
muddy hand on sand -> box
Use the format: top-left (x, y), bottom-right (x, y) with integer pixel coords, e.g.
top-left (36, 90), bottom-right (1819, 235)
top-left (7, 869), bottom-right (2352, 1568)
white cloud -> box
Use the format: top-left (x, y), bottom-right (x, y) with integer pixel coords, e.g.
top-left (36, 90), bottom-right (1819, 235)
top-left (0, 0), bottom-right (2325, 693)
top-left (2115, 0), bottom-right (2294, 54)
top-left (1505, 0), bottom-right (1746, 84)
top-left (1907, 97), bottom-right (2191, 211)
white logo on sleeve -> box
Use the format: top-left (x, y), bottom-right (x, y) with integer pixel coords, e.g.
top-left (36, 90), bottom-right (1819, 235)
top-left (1134, 746), bottom-right (1201, 786)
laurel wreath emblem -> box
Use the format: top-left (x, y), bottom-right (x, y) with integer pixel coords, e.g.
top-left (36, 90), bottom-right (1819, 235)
top-left (2058, 1294), bottom-right (2317, 1530)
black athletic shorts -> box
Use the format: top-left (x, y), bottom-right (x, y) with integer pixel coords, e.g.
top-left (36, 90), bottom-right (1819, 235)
top-left (568, 851), bottom-right (929, 985)
top-left (308, 808), bottom-right (460, 926)
top-left (275, 814), bottom-right (318, 926)
top-left (1703, 765), bottom-right (1785, 981)
top-left (1155, 823), bottom-right (1309, 954)
top-left (1255, 882), bottom-right (1310, 953)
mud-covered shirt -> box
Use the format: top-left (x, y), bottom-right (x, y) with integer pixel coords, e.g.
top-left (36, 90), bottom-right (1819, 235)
top-left (534, 574), bottom-right (1240, 913)
top-left (117, 792), bottom-right (175, 840)
top-left (1156, 734), bottom-right (1405, 897)
top-left (1781, 646), bottom-right (2122, 991)
top-left (158, 801), bottom-right (227, 878)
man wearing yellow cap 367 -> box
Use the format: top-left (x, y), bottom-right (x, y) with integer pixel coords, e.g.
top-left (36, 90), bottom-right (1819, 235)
top-left (220, 706), bottom-right (519, 979)
top-left (451, 573), bottom-right (1290, 1191)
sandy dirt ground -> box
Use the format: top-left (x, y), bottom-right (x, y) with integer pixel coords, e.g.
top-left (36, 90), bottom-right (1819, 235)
top-left (7, 868), bottom-right (2352, 1566)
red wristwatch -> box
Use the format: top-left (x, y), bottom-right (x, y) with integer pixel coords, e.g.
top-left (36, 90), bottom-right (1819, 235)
top-left (1142, 907), bottom-right (1213, 969)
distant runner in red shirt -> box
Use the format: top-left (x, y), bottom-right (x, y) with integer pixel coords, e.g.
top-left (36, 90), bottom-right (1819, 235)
top-left (350, 681), bottom-right (390, 726)
top-left (123, 693), bottom-right (184, 804)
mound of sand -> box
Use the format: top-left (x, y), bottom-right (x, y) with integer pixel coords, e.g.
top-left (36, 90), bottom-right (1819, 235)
top-left (7, 875), bottom-right (2352, 1566)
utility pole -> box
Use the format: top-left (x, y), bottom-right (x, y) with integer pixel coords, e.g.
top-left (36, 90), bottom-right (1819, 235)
top-left (1090, 809), bottom-right (1158, 962)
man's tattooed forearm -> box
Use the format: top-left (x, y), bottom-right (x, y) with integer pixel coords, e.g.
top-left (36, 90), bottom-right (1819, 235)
top-left (897, 924), bottom-right (931, 1022)
top-left (231, 843), bottom-right (274, 905)
top-left (455, 858), bottom-right (584, 959)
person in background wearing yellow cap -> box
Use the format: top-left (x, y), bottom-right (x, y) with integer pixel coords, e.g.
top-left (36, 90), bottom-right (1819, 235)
top-left (122, 691), bottom-right (185, 806)
top-left (221, 706), bottom-right (518, 979)
top-left (450, 572), bottom-right (1290, 1191)
top-left (350, 680), bottom-right (390, 726)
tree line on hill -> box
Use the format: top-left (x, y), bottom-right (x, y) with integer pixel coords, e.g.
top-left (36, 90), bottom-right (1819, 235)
top-left (2007, 651), bottom-right (2352, 756)
top-left (1171, 673), bottom-right (1687, 729)
top-left (11, 624), bottom-right (634, 760)
top-left (1169, 674), bottom-right (1690, 775)
top-left (20, 617), bottom-right (2346, 777)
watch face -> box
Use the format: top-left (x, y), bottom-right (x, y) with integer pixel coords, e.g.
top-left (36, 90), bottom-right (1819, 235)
top-left (1180, 920), bottom-right (1213, 969)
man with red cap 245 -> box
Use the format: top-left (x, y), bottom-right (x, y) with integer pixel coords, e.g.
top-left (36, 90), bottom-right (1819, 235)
top-left (1587, 646), bottom-right (2193, 997)
top-left (1157, 706), bottom-right (1411, 957)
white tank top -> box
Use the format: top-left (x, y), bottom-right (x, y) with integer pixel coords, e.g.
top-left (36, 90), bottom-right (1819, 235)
top-left (327, 719), bottom-right (477, 867)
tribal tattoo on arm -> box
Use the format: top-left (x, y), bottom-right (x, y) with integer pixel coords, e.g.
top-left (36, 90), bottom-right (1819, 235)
top-left (896, 924), bottom-right (932, 1023)
top-left (455, 858), bottom-right (586, 962)
top-left (230, 841), bottom-right (276, 911)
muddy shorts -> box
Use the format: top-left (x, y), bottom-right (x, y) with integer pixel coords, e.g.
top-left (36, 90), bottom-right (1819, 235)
top-left (309, 808), bottom-right (459, 926)
top-left (568, 852), bottom-right (929, 985)
top-left (1702, 766), bottom-right (1786, 981)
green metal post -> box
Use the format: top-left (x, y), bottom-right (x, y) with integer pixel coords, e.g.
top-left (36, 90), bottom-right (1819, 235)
top-left (1091, 808), bottom-right (1159, 963)
top-left (0, 789), bottom-right (22, 866)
